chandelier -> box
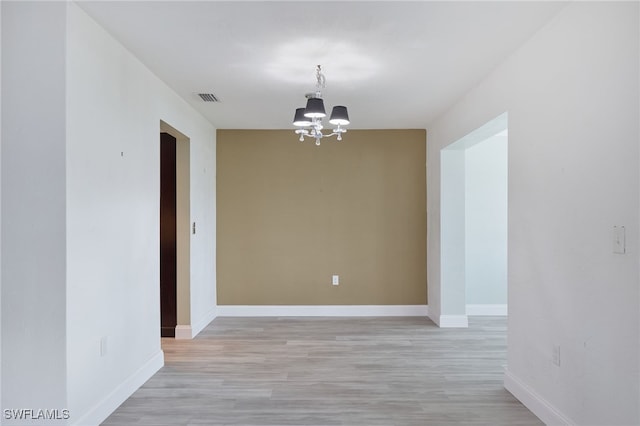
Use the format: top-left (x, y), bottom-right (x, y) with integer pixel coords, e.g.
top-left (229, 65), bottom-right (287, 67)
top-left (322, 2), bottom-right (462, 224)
top-left (293, 65), bottom-right (350, 146)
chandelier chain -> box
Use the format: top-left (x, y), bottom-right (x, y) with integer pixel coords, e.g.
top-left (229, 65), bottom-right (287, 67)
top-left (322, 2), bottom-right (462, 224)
top-left (315, 65), bottom-right (326, 91)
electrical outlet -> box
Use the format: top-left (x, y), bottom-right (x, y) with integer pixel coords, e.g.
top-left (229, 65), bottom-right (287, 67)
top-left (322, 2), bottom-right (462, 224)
top-left (332, 275), bottom-right (339, 286)
top-left (552, 345), bottom-right (560, 367)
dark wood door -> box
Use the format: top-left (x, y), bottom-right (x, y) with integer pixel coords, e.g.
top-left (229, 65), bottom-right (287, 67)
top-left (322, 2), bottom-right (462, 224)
top-left (160, 132), bottom-right (177, 337)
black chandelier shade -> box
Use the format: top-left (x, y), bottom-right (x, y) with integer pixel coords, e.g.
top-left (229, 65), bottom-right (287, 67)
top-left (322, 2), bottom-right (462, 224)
top-left (293, 108), bottom-right (312, 126)
top-left (294, 102), bottom-right (350, 127)
top-left (304, 97), bottom-right (326, 118)
top-left (329, 106), bottom-right (350, 125)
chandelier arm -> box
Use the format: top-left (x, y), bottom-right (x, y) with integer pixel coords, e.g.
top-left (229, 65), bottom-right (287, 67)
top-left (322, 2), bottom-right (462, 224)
top-left (322, 129), bottom-right (347, 137)
top-left (300, 132), bottom-right (323, 139)
top-left (300, 131), bottom-right (347, 139)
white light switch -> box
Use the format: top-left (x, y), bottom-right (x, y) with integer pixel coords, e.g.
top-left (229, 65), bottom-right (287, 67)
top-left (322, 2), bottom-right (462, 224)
top-left (332, 275), bottom-right (339, 286)
top-left (613, 225), bottom-right (626, 254)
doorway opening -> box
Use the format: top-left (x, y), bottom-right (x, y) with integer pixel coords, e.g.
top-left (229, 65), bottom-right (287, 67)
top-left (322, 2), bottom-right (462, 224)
top-left (440, 113), bottom-right (508, 325)
top-left (160, 121), bottom-right (191, 338)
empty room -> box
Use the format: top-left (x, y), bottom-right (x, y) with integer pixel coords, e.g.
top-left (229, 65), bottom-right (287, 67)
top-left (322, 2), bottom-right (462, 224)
top-left (1, 1), bottom-right (639, 425)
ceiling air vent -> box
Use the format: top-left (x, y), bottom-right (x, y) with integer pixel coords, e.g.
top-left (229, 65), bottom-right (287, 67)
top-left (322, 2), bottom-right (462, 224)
top-left (198, 93), bottom-right (220, 102)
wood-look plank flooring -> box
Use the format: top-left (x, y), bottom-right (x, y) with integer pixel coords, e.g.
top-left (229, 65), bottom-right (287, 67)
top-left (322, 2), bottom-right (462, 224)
top-left (102, 316), bottom-right (542, 426)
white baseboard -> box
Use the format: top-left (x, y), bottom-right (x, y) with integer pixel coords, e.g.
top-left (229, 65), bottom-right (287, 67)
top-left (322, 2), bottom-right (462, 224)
top-left (72, 350), bottom-right (164, 426)
top-left (436, 314), bottom-right (469, 328)
top-left (466, 304), bottom-right (508, 316)
top-left (216, 305), bottom-right (429, 317)
top-left (504, 369), bottom-right (574, 425)
top-left (190, 306), bottom-right (218, 338)
top-left (174, 307), bottom-right (218, 339)
top-left (427, 309), bottom-right (440, 326)
top-left (175, 325), bottom-right (193, 340)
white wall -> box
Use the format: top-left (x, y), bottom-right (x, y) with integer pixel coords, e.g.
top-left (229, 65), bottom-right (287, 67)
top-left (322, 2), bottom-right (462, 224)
top-left (439, 147), bottom-right (467, 325)
top-left (1, 0), bottom-right (4, 414)
top-left (427, 2), bottom-right (639, 424)
top-left (1, 3), bottom-right (68, 424)
top-left (66, 4), bottom-right (216, 424)
top-left (438, 115), bottom-right (507, 324)
top-left (465, 134), bottom-right (507, 305)
top-left (1, 2), bottom-right (216, 425)
top-left (186, 120), bottom-right (216, 337)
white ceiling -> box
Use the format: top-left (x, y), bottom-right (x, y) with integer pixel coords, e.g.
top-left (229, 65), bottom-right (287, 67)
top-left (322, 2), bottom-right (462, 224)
top-left (76, 1), bottom-right (566, 130)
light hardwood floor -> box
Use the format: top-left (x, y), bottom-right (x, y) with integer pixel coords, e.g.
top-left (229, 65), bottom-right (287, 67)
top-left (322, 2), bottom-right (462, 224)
top-left (102, 316), bottom-right (542, 426)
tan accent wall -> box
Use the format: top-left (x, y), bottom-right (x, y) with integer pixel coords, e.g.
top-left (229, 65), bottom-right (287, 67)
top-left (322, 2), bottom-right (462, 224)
top-left (217, 129), bottom-right (427, 305)
top-left (175, 136), bottom-right (191, 325)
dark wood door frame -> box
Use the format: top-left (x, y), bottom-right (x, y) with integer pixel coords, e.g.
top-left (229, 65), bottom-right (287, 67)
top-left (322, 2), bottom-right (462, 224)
top-left (160, 132), bottom-right (177, 337)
